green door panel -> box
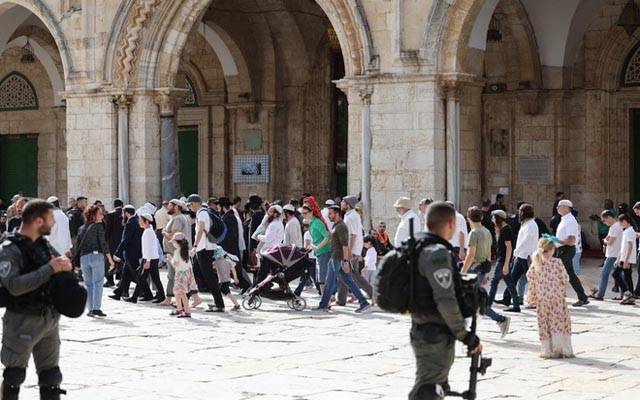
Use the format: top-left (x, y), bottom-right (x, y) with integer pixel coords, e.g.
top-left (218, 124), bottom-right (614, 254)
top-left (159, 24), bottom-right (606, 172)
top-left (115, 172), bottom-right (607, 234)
top-left (0, 135), bottom-right (38, 203)
top-left (178, 127), bottom-right (198, 197)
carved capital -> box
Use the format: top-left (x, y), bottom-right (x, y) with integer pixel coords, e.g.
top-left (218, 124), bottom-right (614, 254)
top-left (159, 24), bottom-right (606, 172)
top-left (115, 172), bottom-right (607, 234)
top-left (357, 86), bottom-right (373, 105)
top-left (441, 79), bottom-right (462, 100)
top-left (155, 89), bottom-right (188, 116)
top-left (113, 94), bottom-right (132, 110)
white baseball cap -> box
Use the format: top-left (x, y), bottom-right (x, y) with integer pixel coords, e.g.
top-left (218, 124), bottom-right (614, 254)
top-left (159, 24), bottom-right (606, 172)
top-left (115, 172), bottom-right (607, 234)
top-left (558, 199), bottom-right (573, 208)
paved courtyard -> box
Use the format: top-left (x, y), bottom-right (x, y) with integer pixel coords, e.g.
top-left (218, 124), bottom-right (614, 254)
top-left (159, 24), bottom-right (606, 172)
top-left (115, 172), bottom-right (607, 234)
top-left (6, 259), bottom-right (640, 400)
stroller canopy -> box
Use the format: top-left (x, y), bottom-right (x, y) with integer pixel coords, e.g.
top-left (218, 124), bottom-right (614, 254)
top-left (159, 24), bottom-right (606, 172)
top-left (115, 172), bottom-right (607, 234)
top-left (261, 245), bottom-right (308, 268)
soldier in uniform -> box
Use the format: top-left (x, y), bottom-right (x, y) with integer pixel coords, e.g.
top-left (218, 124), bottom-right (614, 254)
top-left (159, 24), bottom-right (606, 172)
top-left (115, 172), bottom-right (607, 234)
top-left (0, 200), bottom-right (72, 400)
top-left (409, 201), bottom-right (483, 400)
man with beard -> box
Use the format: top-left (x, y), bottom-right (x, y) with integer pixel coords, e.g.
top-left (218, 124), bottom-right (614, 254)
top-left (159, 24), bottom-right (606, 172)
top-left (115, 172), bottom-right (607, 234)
top-left (373, 221), bottom-right (393, 256)
top-left (110, 205), bottom-right (145, 300)
top-left (0, 199), bottom-right (73, 399)
top-left (219, 197), bottom-right (251, 292)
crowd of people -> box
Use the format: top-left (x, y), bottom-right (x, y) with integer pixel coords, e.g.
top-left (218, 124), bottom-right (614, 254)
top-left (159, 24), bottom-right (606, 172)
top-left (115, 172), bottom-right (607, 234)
top-left (1, 190), bottom-right (637, 358)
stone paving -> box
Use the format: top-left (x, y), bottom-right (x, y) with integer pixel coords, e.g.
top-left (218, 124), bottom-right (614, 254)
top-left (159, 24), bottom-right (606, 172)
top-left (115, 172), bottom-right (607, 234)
top-left (5, 259), bottom-right (640, 400)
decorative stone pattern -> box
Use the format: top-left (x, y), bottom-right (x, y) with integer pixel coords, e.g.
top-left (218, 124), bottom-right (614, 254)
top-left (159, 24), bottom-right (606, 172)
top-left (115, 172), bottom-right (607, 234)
top-left (0, 72), bottom-right (38, 111)
top-left (183, 76), bottom-right (197, 106)
top-left (623, 43), bottom-right (640, 86)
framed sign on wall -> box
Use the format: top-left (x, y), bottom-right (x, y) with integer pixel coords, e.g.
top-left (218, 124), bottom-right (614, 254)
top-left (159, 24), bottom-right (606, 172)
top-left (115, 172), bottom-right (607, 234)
top-left (233, 155), bottom-right (269, 184)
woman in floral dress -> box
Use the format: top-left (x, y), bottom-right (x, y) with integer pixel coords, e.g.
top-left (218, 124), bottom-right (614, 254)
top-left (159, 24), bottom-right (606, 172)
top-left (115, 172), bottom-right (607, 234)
top-left (526, 238), bottom-right (574, 359)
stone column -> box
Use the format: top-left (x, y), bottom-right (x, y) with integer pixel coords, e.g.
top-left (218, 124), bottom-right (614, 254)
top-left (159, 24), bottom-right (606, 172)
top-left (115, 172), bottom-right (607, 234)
top-left (359, 86), bottom-right (374, 232)
top-left (443, 81), bottom-right (461, 206)
top-left (156, 92), bottom-right (180, 201)
top-left (115, 94), bottom-right (131, 203)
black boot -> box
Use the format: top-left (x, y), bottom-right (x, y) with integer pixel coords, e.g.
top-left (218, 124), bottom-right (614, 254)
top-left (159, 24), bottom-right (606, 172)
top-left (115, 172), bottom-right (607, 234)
top-left (1, 382), bottom-right (20, 400)
top-left (39, 386), bottom-right (66, 400)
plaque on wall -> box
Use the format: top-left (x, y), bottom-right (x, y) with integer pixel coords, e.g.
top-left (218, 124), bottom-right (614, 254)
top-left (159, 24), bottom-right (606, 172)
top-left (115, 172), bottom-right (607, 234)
top-left (233, 155), bottom-right (269, 184)
top-left (490, 128), bottom-right (509, 156)
top-left (517, 157), bottom-right (551, 184)
top-left (243, 129), bottom-right (262, 151)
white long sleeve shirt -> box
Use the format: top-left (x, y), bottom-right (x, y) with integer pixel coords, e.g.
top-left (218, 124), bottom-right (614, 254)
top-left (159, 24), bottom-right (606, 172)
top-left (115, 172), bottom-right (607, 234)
top-left (394, 209), bottom-right (423, 248)
top-left (448, 212), bottom-right (468, 249)
top-left (47, 208), bottom-right (72, 255)
top-left (513, 218), bottom-right (539, 259)
top-left (284, 217), bottom-right (303, 247)
top-left (233, 208), bottom-right (246, 252)
top-left (258, 219), bottom-right (284, 252)
top-left (141, 227), bottom-right (159, 260)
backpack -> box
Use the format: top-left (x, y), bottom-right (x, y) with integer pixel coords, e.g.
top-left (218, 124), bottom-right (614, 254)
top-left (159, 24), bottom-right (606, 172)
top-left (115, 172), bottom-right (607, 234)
top-left (202, 209), bottom-right (227, 244)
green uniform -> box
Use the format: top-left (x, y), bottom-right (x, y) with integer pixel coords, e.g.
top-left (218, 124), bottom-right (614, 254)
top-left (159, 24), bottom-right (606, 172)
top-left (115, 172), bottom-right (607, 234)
top-left (0, 235), bottom-right (64, 400)
top-left (409, 242), bottom-right (475, 400)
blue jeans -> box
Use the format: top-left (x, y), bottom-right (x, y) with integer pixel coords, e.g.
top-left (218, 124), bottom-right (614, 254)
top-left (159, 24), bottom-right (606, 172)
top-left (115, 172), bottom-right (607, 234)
top-left (80, 252), bottom-right (105, 311)
top-left (573, 252), bottom-right (582, 275)
top-left (319, 258), bottom-right (369, 308)
top-left (315, 252), bottom-right (331, 284)
top-left (472, 270), bottom-right (505, 323)
top-left (597, 257), bottom-right (616, 298)
top-left (489, 259), bottom-right (519, 311)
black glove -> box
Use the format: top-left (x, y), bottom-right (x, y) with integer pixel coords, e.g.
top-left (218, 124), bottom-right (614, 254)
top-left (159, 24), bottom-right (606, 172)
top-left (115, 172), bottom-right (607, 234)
top-left (463, 331), bottom-right (480, 349)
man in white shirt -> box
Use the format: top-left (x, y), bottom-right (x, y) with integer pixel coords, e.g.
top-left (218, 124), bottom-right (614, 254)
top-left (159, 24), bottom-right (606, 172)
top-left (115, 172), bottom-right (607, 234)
top-left (500, 203), bottom-right (538, 310)
top-left (614, 214), bottom-right (637, 304)
top-left (446, 201), bottom-right (468, 262)
top-left (154, 201), bottom-right (170, 234)
top-left (337, 195), bottom-right (372, 304)
top-left (46, 196), bottom-right (72, 257)
top-left (393, 197), bottom-right (423, 248)
top-left (321, 199), bottom-right (335, 231)
top-left (593, 210), bottom-right (622, 299)
top-left (188, 194), bottom-right (226, 312)
top-left (283, 204), bottom-right (303, 247)
top-left (555, 199), bottom-right (589, 306)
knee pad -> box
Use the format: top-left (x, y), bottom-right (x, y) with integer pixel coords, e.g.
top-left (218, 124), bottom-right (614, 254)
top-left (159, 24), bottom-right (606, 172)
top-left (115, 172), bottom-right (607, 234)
top-left (2, 368), bottom-right (25, 386)
top-left (38, 367), bottom-right (62, 387)
top-left (415, 383), bottom-right (445, 400)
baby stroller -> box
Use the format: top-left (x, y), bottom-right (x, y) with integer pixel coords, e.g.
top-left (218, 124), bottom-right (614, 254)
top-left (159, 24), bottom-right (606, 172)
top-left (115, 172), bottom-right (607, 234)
top-left (243, 244), bottom-right (309, 311)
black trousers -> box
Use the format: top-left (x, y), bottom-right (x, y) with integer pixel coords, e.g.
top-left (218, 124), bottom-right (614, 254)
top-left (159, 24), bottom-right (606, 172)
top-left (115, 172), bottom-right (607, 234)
top-left (113, 257), bottom-right (139, 297)
top-left (196, 250), bottom-right (225, 309)
top-left (132, 259), bottom-right (165, 300)
top-left (555, 246), bottom-right (588, 302)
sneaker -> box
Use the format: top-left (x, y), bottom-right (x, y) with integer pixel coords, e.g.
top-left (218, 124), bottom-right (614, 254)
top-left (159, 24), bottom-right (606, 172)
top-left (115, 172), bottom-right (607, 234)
top-left (572, 299), bottom-right (589, 307)
top-left (87, 311), bottom-right (95, 317)
top-left (504, 307), bottom-right (521, 313)
top-left (92, 310), bottom-right (107, 318)
top-left (312, 306), bottom-right (330, 312)
top-left (588, 294), bottom-right (604, 301)
top-left (497, 317), bottom-right (510, 338)
top-left (108, 294), bottom-right (121, 301)
top-left (355, 303), bottom-right (371, 313)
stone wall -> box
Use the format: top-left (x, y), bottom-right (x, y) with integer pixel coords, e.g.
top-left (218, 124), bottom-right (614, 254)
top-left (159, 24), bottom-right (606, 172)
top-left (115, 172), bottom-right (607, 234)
top-left (0, 47), bottom-right (66, 202)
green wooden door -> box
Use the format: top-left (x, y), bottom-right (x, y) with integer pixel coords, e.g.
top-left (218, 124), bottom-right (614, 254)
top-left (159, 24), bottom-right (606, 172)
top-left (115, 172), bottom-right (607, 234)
top-left (178, 127), bottom-right (198, 197)
top-left (0, 135), bottom-right (38, 202)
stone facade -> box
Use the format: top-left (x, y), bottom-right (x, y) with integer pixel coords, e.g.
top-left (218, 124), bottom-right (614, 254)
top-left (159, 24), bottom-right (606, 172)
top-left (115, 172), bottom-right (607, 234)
top-left (3, 0), bottom-right (640, 243)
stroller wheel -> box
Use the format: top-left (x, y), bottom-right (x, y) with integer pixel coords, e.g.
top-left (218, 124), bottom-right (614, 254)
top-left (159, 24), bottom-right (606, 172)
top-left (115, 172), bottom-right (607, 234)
top-left (291, 297), bottom-right (307, 311)
top-left (242, 295), bottom-right (262, 310)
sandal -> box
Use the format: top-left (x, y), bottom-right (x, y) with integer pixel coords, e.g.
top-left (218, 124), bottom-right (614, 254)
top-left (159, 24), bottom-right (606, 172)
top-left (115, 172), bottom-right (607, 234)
top-left (177, 312), bottom-right (191, 318)
top-left (170, 310), bottom-right (182, 316)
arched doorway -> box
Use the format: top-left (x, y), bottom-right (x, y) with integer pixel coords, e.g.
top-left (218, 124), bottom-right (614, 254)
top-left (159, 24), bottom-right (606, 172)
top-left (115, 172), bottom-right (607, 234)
top-left (0, 2), bottom-right (67, 204)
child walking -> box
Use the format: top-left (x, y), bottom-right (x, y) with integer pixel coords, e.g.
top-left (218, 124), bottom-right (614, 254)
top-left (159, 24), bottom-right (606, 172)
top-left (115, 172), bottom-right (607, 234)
top-left (362, 235), bottom-right (377, 305)
top-left (526, 238), bottom-right (574, 359)
top-left (169, 232), bottom-right (195, 318)
top-left (209, 249), bottom-right (242, 312)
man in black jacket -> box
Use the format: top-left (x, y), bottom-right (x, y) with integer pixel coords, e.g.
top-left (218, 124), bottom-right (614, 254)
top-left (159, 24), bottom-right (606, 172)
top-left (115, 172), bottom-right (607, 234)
top-left (67, 196), bottom-right (87, 240)
top-left (104, 199), bottom-right (124, 287)
top-left (248, 195), bottom-right (265, 252)
top-left (220, 197), bottom-right (251, 291)
top-left (110, 206), bottom-right (146, 300)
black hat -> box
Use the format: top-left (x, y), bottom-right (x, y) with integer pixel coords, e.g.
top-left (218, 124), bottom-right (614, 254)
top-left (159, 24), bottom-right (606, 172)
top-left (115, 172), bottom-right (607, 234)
top-left (249, 195), bottom-right (262, 205)
top-left (48, 272), bottom-right (87, 318)
top-left (187, 194), bottom-right (202, 204)
top-left (218, 197), bottom-right (232, 208)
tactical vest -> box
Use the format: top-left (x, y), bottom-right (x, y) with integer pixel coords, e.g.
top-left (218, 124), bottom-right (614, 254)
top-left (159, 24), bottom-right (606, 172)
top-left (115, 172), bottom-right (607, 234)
top-left (3, 234), bottom-right (53, 313)
top-left (409, 234), bottom-right (462, 315)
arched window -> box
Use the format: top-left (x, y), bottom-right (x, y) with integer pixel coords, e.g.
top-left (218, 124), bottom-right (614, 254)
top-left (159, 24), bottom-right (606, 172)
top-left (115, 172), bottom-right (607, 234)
top-left (0, 72), bottom-right (38, 111)
top-left (184, 76), bottom-right (198, 106)
top-left (622, 42), bottom-right (640, 87)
